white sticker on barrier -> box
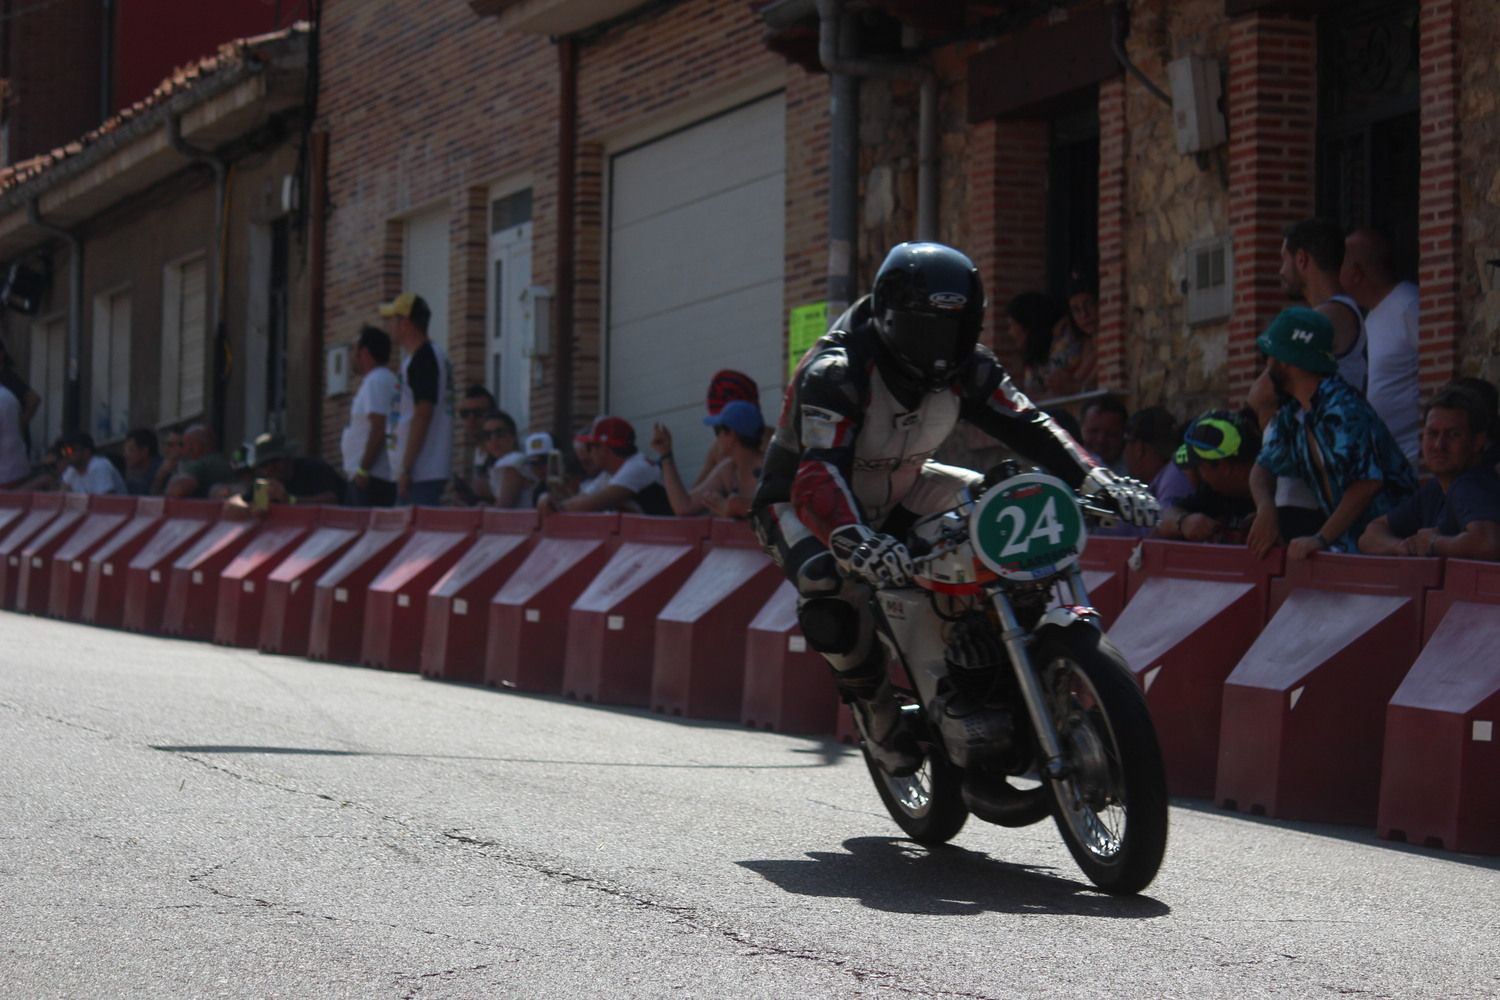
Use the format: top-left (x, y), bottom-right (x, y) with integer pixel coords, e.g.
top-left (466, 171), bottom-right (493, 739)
top-left (452, 598), bottom-right (468, 616)
top-left (1289, 686), bottom-right (1305, 711)
top-left (788, 635), bottom-right (806, 653)
top-left (397, 594), bottom-right (410, 608)
top-left (335, 587), bottom-right (348, 604)
top-left (149, 570), bottom-right (161, 584)
top-left (290, 579), bottom-right (300, 594)
top-left (243, 580), bottom-right (256, 594)
top-left (192, 571), bottom-right (203, 585)
top-left (7, 556), bottom-right (15, 566)
top-left (103, 563), bottom-right (114, 576)
top-left (525, 608), bottom-right (540, 623)
top-left (72, 561), bottom-right (83, 573)
top-left (1144, 666), bottom-right (1163, 693)
top-left (1475, 720), bottom-right (1494, 743)
top-left (31, 557), bottom-right (42, 568)
top-left (607, 615), bottom-right (625, 631)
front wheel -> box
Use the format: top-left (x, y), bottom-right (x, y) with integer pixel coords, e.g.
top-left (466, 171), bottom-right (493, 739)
top-left (1034, 626), bottom-right (1168, 894)
top-left (861, 718), bottom-right (969, 845)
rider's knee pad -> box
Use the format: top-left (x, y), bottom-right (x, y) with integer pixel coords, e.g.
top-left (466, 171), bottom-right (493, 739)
top-left (793, 550), bottom-right (840, 597)
top-left (797, 597), bottom-right (859, 655)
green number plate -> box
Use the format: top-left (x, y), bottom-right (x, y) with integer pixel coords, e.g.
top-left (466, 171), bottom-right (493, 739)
top-left (970, 472), bottom-right (1087, 582)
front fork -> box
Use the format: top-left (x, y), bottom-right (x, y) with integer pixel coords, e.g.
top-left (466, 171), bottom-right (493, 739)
top-left (991, 566), bottom-right (1101, 782)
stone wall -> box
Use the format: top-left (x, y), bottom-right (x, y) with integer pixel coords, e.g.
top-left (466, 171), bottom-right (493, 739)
top-left (1457, 0), bottom-right (1500, 382)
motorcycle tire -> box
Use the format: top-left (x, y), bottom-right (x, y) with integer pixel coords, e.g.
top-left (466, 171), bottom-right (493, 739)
top-left (861, 737), bottom-right (969, 845)
top-left (1033, 624), bottom-right (1168, 895)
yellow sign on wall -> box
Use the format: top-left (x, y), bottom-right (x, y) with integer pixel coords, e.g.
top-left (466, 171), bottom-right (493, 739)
top-left (787, 301), bottom-right (829, 378)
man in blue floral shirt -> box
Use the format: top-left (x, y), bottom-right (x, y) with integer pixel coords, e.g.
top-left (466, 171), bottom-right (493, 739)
top-left (1247, 307), bottom-right (1415, 559)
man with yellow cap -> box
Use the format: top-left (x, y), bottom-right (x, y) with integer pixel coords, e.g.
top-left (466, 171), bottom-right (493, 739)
top-left (380, 292), bottom-right (453, 505)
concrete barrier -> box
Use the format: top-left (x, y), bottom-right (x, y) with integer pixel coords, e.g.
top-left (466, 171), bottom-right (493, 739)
top-left (160, 517), bottom-right (262, 640)
top-left (651, 519), bottom-right (783, 721)
top-left (485, 513), bottom-right (619, 694)
top-left (14, 493), bottom-right (89, 614)
top-left (1216, 553), bottom-right (1442, 825)
top-left (562, 516), bottom-right (710, 708)
top-left (360, 508), bottom-right (478, 672)
top-left (119, 499), bottom-right (219, 634)
top-left (258, 506), bottom-right (370, 657)
top-left (307, 507), bottom-right (413, 664)
top-left (741, 580), bottom-right (840, 735)
top-left (82, 497), bottom-right (169, 628)
top-left (420, 509), bottom-right (538, 684)
top-left (0, 492), bottom-right (64, 608)
top-left (46, 496), bottom-right (135, 620)
top-left (1108, 541), bottom-right (1284, 798)
top-left (212, 506), bottom-right (320, 648)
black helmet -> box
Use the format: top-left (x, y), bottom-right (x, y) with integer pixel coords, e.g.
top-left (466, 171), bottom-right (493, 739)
top-left (871, 242), bottom-right (985, 391)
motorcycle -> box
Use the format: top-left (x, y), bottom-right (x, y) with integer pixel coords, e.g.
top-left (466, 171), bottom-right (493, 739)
top-left (854, 461), bottom-right (1169, 895)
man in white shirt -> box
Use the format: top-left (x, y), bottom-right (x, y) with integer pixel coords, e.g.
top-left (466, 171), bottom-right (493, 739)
top-left (1279, 218), bottom-right (1367, 392)
top-left (1343, 228), bottom-right (1421, 466)
top-left (341, 325), bottom-right (400, 506)
top-left (61, 433), bottom-right (127, 495)
top-left (380, 292), bottom-right (454, 506)
top-left (538, 416), bottom-right (671, 515)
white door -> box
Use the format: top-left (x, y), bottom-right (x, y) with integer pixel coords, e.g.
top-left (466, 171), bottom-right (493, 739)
top-left (403, 206), bottom-right (450, 352)
top-left (607, 95), bottom-right (785, 478)
top-left (487, 220), bottom-right (533, 431)
top-left (28, 315), bottom-right (65, 457)
top-left (91, 289), bottom-right (131, 442)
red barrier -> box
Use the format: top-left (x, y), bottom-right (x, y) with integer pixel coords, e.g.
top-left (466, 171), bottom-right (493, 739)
top-left (0, 491), bottom-right (30, 541)
top-left (1376, 561), bottom-right (1500, 854)
top-left (159, 518), bottom-right (261, 640)
top-left (741, 580), bottom-right (840, 735)
top-left (421, 509), bottom-right (538, 684)
top-left (212, 506), bottom-right (320, 647)
top-left (485, 512), bottom-right (619, 693)
top-left (562, 516), bottom-right (711, 708)
top-left (118, 499), bottom-right (219, 634)
top-left (1107, 541), bottom-right (1284, 798)
top-left (650, 519), bottom-right (783, 721)
top-left (46, 496), bottom-right (136, 620)
top-left (0, 492), bottom-right (64, 608)
top-left (359, 508), bottom-right (479, 672)
top-left (258, 507), bottom-right (371, 656)
top-left (15, 493), bottom-right (90, 614)
top-left (1216, 553), bottom-right (1442, 825)
top-left (1077, 535), bottom-right (1138, 626)
top-left (82, 497), bottom-right (169, 627)
top-left (306, 507), bottom-right (413, 664)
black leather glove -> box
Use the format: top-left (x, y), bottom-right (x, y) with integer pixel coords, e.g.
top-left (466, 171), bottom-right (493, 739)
top-left (829, 523), bottom-right (915, 588)
top-left (1083, 468), bottom-right (1161, 529)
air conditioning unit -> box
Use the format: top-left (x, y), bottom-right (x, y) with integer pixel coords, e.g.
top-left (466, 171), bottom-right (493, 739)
top-left (1185, 236), bottom-right (1232, 326)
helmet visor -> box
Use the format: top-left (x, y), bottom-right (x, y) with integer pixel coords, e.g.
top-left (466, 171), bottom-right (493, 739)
top-left (878, 309), bottom-right (973, 386)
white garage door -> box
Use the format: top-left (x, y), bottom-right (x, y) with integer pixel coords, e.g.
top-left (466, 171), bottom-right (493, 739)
top-left (404, 206), bottom-right (450, 353)
top-left (607, 94), bottom-right (785, 480)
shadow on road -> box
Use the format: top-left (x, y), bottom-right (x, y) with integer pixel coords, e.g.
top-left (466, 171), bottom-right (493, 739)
top-left (148, 743), bottom-right (841, 770)
top-left (738, 836), bottom-right (1171, 918)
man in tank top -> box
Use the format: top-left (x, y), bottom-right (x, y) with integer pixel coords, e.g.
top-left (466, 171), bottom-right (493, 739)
top-left (1279, 218), bottom-right (1368, 395)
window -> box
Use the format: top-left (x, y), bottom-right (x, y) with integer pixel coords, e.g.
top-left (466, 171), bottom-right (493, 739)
top-left (90, 288), bottom-right (131, 442)
top-left (160, 254), bottom-right (208, 425)
top-left (28, 314), bottom-right (65, 457)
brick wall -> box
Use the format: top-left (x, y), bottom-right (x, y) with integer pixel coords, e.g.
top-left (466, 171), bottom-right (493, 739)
top-left (1225, 11), bottom-right (1316, 400)
top-left (1418, 0), bottom-right (1461, 391)
top-left (1456, 0), bottom-right (1500, 383)
top-left (1096, 76), bottom-right (1128, 394)
top-left (967, 118), bottom-right (1048, 360)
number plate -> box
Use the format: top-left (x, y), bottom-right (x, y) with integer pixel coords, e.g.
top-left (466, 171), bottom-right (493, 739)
top-left (969, 472), bottom-right (1086, 582)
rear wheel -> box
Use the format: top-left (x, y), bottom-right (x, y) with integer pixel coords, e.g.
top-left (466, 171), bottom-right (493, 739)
top-left (861, 722), bottom-right (969, 845)
top-left (1034, 626), bottom-right (1168, 895)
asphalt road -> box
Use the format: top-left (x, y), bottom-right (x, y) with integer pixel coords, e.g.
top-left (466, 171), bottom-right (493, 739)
top-left (1, 612), bottom-right (1496, 999)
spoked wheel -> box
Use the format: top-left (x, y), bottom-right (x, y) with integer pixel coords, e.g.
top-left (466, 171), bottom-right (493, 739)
top-left (1034, 626), bottom-right (1168, 895)
top-left (860, 712), bottom-right (969, 845)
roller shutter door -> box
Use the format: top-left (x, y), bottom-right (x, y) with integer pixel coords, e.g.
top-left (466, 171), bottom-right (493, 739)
top-left (607, 95), bottom-right (785, 478)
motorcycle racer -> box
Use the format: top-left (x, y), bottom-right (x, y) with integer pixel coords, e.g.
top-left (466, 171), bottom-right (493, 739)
top-left (751, 242), bottom-right (1158, 775)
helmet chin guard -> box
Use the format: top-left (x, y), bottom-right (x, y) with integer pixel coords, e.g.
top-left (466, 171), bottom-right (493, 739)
top-left (871, 242), bottom-right (985, 390)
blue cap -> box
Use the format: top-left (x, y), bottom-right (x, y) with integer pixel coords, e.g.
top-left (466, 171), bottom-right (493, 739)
top-left (703, 399), bottom-right (764, 439)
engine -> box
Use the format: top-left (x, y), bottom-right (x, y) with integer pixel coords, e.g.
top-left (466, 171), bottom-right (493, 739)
top-left (929, 612), bottom-right (1019, 769)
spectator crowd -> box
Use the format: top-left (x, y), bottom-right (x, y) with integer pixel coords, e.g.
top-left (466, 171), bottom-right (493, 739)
top-left (2, 221), bottom-right (1498, 564)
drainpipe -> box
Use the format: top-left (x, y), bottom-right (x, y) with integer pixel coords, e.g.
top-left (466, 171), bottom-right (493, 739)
top-left (26, 199), bottom-right (82, 433)
top-left (168, 117), bottom-right (229, 442)
top-left (553, 36), bottom-right (578, 445)
top-left (815, 0), bottom-right (937, 314)
top-left (1110, 0), bottom-right (1170, 106)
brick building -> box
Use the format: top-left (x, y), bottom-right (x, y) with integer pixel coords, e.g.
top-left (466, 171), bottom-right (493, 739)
top-left (0, 26), bottom-right (313, 457)
top-left (313, 0), bottom-right (1498, 482)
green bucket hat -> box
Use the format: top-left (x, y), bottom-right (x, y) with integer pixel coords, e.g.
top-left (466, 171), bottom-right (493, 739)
top-left (1256, 306), bottom-right (1337, 375)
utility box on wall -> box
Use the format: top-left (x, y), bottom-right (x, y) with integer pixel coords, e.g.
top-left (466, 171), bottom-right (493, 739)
top-left (1168, 55), bottom-right (1226, 155)
top-left (1185, 236), bottom-right (1233, 326)
top-left (325, 344), bottom-right (350, 397)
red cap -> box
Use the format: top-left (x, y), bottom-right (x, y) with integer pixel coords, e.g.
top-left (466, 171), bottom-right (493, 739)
top-left (583, 416), bottom-right (635, 449)
top-left (706, 369), bottom-right (759, 416)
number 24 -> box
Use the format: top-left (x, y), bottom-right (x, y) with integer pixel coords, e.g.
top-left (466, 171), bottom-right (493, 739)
top-left (994, 497), bottom-right (1064, 557)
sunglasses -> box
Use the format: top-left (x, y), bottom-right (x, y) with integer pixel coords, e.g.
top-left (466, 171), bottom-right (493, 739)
top-left (459, 407), bottom-right (488, 419)
top-left (481, 427), bottom-right (514, 440)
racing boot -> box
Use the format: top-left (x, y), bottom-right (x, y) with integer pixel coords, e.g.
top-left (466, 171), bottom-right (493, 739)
top-left (842, 673), bottom-right (922, 778)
